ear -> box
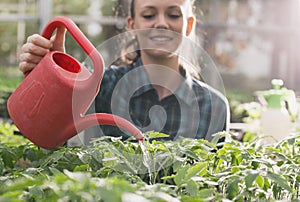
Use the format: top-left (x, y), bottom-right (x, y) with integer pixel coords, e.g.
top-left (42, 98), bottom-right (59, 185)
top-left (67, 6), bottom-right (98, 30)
top-left (186, 16), bottom-right (195, 36)
top-left (127, 16), bottom-right (135, 30)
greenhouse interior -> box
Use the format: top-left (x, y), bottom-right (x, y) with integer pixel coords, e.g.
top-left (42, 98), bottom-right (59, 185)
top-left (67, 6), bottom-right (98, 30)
top-left (0, 0), bottom-right (300, 201)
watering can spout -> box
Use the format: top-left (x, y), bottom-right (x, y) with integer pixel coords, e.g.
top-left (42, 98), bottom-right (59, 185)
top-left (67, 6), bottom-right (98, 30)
top-left (74, 113), bottom-right (145, 142)
top-left (41, 113), bottom-right (145, 150)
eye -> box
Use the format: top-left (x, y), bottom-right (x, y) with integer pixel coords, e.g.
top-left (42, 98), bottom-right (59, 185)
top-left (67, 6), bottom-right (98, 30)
top-left (167, 7), bottom-right (182, 19)
top-left (169, 14), bottom-right (181, 19)
top-left (142, 14), bottom-right (155, 19)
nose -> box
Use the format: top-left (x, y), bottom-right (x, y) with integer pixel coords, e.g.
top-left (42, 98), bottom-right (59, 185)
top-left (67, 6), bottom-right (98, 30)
top-left (154, 14), bottom-right (169, 29)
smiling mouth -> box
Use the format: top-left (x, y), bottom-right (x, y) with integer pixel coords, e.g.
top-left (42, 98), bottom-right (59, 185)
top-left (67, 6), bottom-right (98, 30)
top-left (150, 36), bottom-right (172, 42)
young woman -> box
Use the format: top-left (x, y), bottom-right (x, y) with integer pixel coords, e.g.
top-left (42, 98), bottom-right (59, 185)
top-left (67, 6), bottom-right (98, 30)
top-left (18, 0), bottom-right (229, 143)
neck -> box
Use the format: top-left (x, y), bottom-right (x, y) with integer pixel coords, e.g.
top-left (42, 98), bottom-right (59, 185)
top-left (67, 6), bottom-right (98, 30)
top-left (141, 52), bottom-right (180, 72)
top-left (140, 52), bottom-right (184, 100)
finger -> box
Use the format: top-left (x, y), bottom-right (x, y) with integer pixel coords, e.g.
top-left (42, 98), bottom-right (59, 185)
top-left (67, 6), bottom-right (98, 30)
top-left (19, 61), bottom-right (37, 74)
top-left (21, 42), bottom-right (49, 57)
top-left (19, 52), bottom-right (44, 64)
top-left (51, 27), bottom-right (66, 52)
top-left (27, 34), bottom-right (52, 49)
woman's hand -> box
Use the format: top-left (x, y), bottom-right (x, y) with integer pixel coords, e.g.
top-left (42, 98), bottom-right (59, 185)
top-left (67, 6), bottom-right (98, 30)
top-left (19, 27), bottom-right (66, 75)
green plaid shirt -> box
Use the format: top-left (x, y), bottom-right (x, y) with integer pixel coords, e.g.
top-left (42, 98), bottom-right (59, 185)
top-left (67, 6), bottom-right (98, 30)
top-left (94, 58), bottom-right (229, 141)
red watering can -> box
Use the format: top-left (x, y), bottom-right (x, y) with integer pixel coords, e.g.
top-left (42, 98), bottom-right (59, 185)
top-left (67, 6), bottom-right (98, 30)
top-left (7, 16), bottom-right (144, 149)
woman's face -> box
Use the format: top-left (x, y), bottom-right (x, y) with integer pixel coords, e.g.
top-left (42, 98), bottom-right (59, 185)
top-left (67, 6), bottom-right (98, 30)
top-left (127, 0), bottom-right (194, 58)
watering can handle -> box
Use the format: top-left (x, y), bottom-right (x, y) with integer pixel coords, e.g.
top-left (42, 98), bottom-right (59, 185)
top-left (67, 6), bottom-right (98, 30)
top-left (41, 16), bottom-right (103, 78)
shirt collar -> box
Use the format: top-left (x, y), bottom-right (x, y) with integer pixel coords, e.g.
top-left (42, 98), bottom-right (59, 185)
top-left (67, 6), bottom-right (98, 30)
top-left (131, 59), bottom-right (154, 97)
top-left (130, 58), bottom-right (196, 106)
top-left (174, 69), bottom-right (196, 106)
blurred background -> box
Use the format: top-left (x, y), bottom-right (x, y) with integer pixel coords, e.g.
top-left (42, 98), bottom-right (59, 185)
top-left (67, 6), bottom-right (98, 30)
top-left (0, 0), bottom-right (299, 122)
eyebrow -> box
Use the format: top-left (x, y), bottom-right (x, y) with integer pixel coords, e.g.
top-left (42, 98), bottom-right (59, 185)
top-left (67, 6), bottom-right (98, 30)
top-left (140, 4), bottom-right (182, 10)
top-left (139, 6), bottom-right (182, 15)
top-left (167, 5), bottom-right (182, 10)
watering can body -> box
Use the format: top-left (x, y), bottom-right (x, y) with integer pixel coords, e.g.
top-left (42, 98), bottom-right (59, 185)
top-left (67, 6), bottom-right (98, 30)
top-left (7, 16), bottom-right (143, 149)
top-left (256, 79), bottom-right (298, 143)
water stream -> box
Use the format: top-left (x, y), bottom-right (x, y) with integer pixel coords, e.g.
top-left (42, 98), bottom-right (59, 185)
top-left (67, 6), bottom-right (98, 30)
top-left (139, 141), bottom-right (154, 184)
